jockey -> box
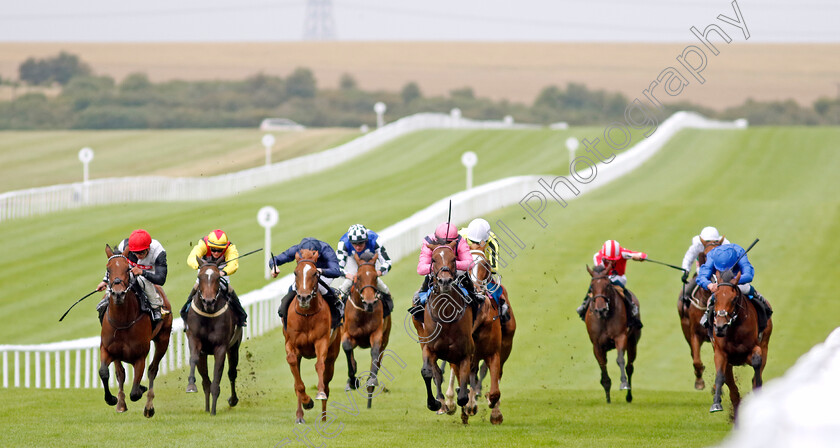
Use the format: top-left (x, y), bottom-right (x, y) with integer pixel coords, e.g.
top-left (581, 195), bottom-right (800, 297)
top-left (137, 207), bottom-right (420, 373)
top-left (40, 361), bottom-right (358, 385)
top-left (410, 222), bottom-right (483, 323)
top-left (272, 237), bottom-right (344, 329)
top-left (333, 224), bottom-right (394, 318)
top-left (458, 218), bottom-right (509, 323)
top-left (680, 226), bottom-right (730, 303)
top-left (697, 244), bottom-right (772, 334)
top-left (576, 240), bottom-right (646, 328)
top-left (181, 229), bottom-right (248, 328)
top-left (95, 229), bottom-right (168, 323)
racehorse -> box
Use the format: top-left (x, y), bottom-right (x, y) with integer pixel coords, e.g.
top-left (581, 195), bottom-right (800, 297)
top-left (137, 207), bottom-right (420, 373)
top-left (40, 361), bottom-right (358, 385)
top-left (677, 237), bottom-right (723, 390)
top-left (419, 242), bottom-right (475, 423)
top-left (282, 249), bottom-right (342, 424)
top-left (99, 244), bottom-right (172, 417)
top-left (185, 258), bottom-right (243, 415)
top-left (585, 262), bottom-right (640, 403)
top-left (709, 271), bottom-right (772, 418)
top-left (342, 253), bottom-right (392, 408)
top-left (445, 249), bottom-right (513, 424)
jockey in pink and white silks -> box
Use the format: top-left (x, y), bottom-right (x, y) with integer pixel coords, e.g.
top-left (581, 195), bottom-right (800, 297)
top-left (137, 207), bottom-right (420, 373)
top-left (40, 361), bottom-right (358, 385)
top-left (410, 222), bottom-right (482, 323)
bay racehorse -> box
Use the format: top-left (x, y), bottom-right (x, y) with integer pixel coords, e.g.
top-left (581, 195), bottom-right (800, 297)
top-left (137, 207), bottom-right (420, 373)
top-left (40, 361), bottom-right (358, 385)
top-left (99, 244), bottom-right (172, 417)
top-left (445, 249), bottom-right (513, 424)
top-left (585, 262), bottom-right (640, 403)
top-left (342, 252), bottom-right (392, 408)
top-left (185, 258), bottom-right (243, 415)
top-left (709, 271), bottom-right (772, 417)
top-left (283, 249), bottom-right (342, 424)
top-left (677, 237), bottom-right (723, 390)
top-left (420, 242), bottom-right (475, 423)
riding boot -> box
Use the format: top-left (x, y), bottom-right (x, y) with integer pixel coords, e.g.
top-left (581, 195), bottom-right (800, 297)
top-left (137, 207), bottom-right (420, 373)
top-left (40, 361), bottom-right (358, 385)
top-left (576, 296), bottom-right (591, 321)
top-left (323, 288), bottom-right (344, 329)
top-left (181, 286), bottom-right (197, 322)
top-left (625, 291), bottom-right (642, 329)
top-left (277, 289), bottom-right (296, 331)
top-left (703, 296), bottom-right (716, 339)
top-left (96, 296), bottom-right (109, 324)
top-left (381, 292), bottom-right (394, 318)
top-left (500, 297), bottom-right (510, 324)
top-left (151, 307), bottom-right (162, 323)
top-left (228, 288), bottom-right (248, 327)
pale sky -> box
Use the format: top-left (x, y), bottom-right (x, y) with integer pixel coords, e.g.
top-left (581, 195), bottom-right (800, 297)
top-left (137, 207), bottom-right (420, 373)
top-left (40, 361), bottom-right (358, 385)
top-left (0, 0), bottom-right (836, 42)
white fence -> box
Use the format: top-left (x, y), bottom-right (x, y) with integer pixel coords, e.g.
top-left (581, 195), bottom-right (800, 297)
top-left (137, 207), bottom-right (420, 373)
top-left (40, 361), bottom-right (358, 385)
top-left (0, 113), bottom-right (537, 223)
top-left (0, 111), bottom-right (745, 388)
top-left (718, 326), bottom-right (840, 448)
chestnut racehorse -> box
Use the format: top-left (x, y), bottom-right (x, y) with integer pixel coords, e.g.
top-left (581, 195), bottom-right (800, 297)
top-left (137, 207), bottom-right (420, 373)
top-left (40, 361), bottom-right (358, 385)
top-left (99, 244), bottom-right (172, 417)
top-left (709, 271), bottom-right (772, 417)
top-left (445, 249), bottom-right (513, 425)
top-left (585, 263), bottom-right (640, 403)
top-left (185, 259), bottom-right (243, 415)
top-left (677, 237), bottom-right (723, 390)
top-left (419, 242), bottom-right (475, 423)
top-left (282, 249), bottom-right (342, 424)
top-left (342, 253), bottom-right (392, 408)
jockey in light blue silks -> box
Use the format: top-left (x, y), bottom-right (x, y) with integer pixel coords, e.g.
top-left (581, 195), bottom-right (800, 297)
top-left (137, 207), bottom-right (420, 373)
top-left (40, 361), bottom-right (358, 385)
top-left (696, 243), bottom-right (772, 335)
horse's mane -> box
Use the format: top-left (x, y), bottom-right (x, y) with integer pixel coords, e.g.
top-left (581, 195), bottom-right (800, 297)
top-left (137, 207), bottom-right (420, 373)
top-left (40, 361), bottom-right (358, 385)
top-left (719, 270), bottom-right (736, 283)
top-left (593, 265), bottom-right (607, 274)
top-left (359, 252), bottom-right (375, 262)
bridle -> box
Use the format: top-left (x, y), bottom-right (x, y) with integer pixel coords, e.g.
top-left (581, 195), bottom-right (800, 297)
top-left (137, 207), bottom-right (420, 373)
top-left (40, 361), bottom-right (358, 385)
top-left (294, 259), bottom-right (320, 313)
top-left (348, 259), bottom-right (380, 311)
top-left (590, 275), bottom-right (614, 317)
top-left (105, 254), bottom-right (143, 331)
top-left (192, 264), bottom-right (228, 318)
top-left (430, 245), bottom-right (456, 292)
top-left (713, 282), bottom-right (745, 331)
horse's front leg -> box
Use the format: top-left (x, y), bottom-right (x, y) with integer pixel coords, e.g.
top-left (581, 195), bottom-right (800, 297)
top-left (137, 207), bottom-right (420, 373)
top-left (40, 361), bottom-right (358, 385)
top-left (286, 345), bottom-right (311, 424)
top-left (342, 335), bottom-right (358, 392)
top-left (615, 334), bottom-right (629, 391)
top-left (456, 358), bottom-right (472, 424)
top-left (725, 362), bottom-right (740, 419)
top-left (486, 353), bottom-right (501, 409)
top-left (114, 362), bottom-right (127, 413)
top-left (592, 342), bottom-right (611, 403)
top-left (209, 346), bottom-right (227, 416)
top-left (186, 334), bottom-right (201, 393)
top-left (314, 338), bottom-right (330, 401)
top-left (690, 332), bottom-right (706, 390)
top-left (365, 336), bottom-right (384, 409)
top-left (144, 333), bottom-right (169, 418)
top-left (420, 346), bottom-right (441, 412)
top-left (750, 345), bottom-right (764, 389)
top-left (198, 354), bottom-right (211, 412)
top-left (98, 350), bottom-right (117, 406)
top-left (129, 356), bottom-right (148, 404)
top-left (710, 346), bottom-right (726, 413)
top-left (228, 333), bottom-right (242, 408)
top-left (444, 363), bottom-right (457, 414)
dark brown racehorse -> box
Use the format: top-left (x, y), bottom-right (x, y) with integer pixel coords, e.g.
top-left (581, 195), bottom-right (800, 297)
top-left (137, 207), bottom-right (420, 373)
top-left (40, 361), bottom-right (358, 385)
top-left (677, 237), bottom-right (723, 390)
top-left (283, 249), bottom-right (342, 424)
top-left (420, 242), bottom-right (475, 423)
top-left (342, 253), bottom-right (392, 408)
top-left (446, 249), bottom-right (513, 424)
top-left (185, 259), bottom-right (243, 415)
top-left (709, 271), bottom-right (772, 417)
top-left (585, 262), bottom-right (640, 403)
top-left (99, 244), bottom-right (172, 417)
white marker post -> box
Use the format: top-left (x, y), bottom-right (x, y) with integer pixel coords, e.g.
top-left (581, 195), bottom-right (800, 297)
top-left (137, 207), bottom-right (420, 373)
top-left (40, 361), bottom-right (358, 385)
top-left (257, 206), bottom-right (279, 279)
top-left (565, 137), bottom-right (579, 162)
top-left (503, 115), bottom-right (514, 126)
top-left (261, 134), bottom-right (276, 167)
top-left (374, 102), bottom-right (386, 129)
top-left (450, 108), bottom-right (462, 127)
top-left (461, 151), bottom-right (478, 190)
top-left (78, 147), bottom-right (94, 203)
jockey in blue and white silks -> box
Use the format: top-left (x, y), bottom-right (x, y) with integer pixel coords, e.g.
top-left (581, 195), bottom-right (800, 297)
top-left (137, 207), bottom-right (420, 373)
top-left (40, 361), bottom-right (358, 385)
top-left (333, 224), bottom-right (394, 317)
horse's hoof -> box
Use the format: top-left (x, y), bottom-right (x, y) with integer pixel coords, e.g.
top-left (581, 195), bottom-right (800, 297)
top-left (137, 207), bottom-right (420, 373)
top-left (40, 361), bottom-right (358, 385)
top-left (105, 396), bottom-right (118, 406)
top-left (366, 377), bottom-right (378, 388)
top-left (490, 412), bottom-right (503, 425)
top-left (695, 379), bottom-right (706, 390)
top-left (467, 404), bottom-right (478, 416)
top-left (626, 391), bottom-right (633, 403)
top-left (427, 398), bottom-right (442, 412)
top-left (295, 417), bottom-right (305, 424)
top-left (346, 378), bottom-right (357, 391)
top-left (710, 403), bottom-right (723, 413)
top-left (446, 404), bottom-right (457, 415)
top-left (457, 396), bottom-right (468, 407)
top-left (186, 384), bottom-right (198, 393)
top-left (130, 385), bottom-right (148, 402)
top-left (144, 407), bottom-right (155, 418)
top-left (315, 391), bottom-right (328, 401)
top-left (620, 382), bottom-right (630, 390)
top-left (461, 412), bottom-right (469, 425)
top-left (303, 399), bottom-right (315, 410)
top-left (229, 396), bottom-right (239, 407)
top-left (436, 407), bottom-right (447, 415)
top-left (116, 404), bottom-right (127, 413)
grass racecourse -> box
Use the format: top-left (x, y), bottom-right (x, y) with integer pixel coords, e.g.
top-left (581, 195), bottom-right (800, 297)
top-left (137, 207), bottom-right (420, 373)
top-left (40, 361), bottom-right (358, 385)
top-left (1, 124), bottom-right (839, 447)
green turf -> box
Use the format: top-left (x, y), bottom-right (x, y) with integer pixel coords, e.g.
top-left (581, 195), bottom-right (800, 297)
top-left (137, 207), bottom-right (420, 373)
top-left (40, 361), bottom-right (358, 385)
top-left (2, 125), bottom-right (838, 447)
top-left (0, 128), bottom-right (358, 192)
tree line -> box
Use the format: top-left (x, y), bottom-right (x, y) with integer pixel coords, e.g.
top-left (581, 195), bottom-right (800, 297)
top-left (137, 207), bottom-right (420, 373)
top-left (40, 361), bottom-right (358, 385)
top-left (1, 52), bottom-right (838, 130)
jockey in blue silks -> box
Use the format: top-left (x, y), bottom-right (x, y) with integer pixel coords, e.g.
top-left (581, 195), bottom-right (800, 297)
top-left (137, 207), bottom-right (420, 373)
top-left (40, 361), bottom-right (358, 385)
top-left (697, 243), bottom-right (772, 334)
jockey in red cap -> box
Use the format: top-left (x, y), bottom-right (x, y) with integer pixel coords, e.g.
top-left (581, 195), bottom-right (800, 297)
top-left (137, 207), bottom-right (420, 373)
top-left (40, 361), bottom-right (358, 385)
top-left (576, 240), bottom-right (647, 328)
top-left (96, 229), bottom-right (168, 323)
